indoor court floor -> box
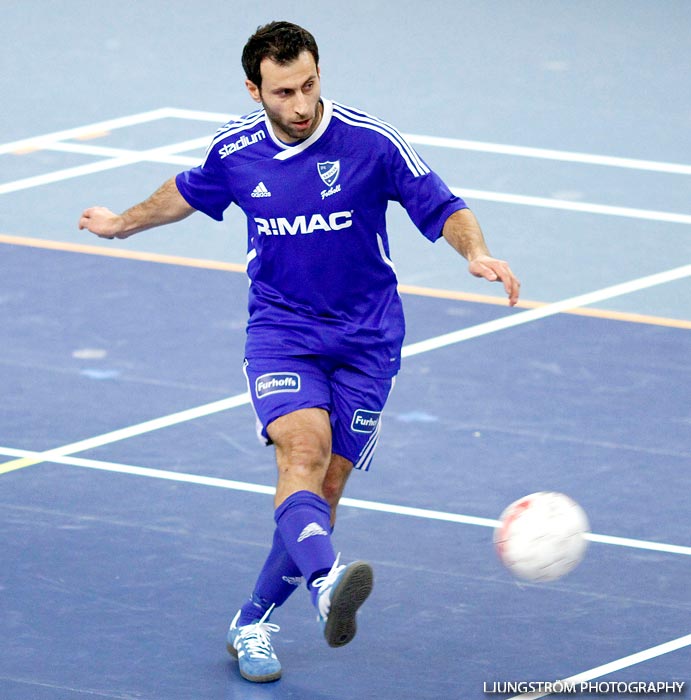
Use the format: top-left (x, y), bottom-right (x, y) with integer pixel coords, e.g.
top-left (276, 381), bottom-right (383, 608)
top-left (1, 2), bottom-right (689, 699)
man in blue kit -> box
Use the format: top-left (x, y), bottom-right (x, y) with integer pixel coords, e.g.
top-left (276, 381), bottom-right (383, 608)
top-left (79, 21), bottom-right (520, 683)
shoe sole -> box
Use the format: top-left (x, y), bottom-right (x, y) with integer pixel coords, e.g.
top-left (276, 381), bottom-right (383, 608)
top-left (226, 641), bottom-right (282, 683)
top-left (323, 561), bottom-right (374, 648)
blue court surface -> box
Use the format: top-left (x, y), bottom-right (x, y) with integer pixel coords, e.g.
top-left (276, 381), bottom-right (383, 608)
top-left (1, 3), bottom-right (690, 699)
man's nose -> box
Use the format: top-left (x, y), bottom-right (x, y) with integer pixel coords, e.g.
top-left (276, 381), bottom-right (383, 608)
top-left (293, 91), bottom-right (308, 115)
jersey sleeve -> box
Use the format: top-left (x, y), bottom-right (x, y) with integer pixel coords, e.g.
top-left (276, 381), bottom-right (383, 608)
top-left (385, 136), bottom-right (467, 242)
top-left (175, 143), bottom-right (235, 222)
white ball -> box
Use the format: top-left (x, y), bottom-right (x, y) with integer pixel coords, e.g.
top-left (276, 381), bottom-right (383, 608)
top-left (494, 492), bottom-right (589, 582)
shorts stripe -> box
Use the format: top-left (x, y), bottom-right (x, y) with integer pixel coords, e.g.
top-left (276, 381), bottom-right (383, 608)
top-left (355, 375), bottom-right (395, 470)
top-left (242, 359), bottom-right (270, 445)
top-left (354, 417), bottom-right (382, 471)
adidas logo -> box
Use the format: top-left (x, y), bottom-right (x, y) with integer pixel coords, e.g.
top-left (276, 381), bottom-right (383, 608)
top-left (297, 522), bottom-right (328, 542)
top-left (251, 181), bottom-right (271, 198)
top-left (282, 575), bottom-right (305, 587)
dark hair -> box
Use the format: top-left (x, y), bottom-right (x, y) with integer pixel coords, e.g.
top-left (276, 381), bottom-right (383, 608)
top-left (242, 21), bottom-right (319, 88)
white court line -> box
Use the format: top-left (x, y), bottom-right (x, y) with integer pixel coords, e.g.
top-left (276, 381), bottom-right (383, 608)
top-left (44, 140), bottom-right (202, 164)
top-left (402, 264), bottom-right (691, 358)
top-left (585, 533), bottom-right (691, 556)
top-left (149, 107), bottom-right (691, 175)
top-left (454, 187), bottom-right (691, 225)
top-left (1, 447), bottom-right (689, 557)
top-left (162, 107), bottom-right (236, 123)
top-left (508, 633), bottom-right (691, 700)
top-left (0, 155), bottom-right (147, 195)
top-left (0, 393), bottom-right (251, 473)
top-left (0, 138), bottom-right (207, 195)
top-left (408, 133), bottom-right (691, 175)
top-left (0, 108), bottom-right (176, 156)
top-left (3, 108), bottom-right (691, 224)
top-left (2, 263), bottom-right (688, 475)
top-left (0, 108), bottom-right (236, 156)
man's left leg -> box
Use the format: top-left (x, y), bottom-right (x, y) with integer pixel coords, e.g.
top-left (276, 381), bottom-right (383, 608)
top-left (227, 359), bottom-right (393, 681)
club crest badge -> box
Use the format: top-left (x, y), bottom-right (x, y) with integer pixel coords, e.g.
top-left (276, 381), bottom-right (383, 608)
top-left (317, 160), bottom-right (340, 187)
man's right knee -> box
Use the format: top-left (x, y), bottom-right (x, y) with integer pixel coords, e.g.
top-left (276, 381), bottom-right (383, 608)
top-left (276, 430), bottom-right (330, 475)
top-left (268, 408), bottom-right (332, 483)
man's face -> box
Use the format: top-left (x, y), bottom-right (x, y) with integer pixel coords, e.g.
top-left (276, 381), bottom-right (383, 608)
top-left (246, 50), bottom-right (322, 143)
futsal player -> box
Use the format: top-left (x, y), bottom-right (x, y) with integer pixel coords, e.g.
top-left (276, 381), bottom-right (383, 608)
top-left (78, 21), bottom-right (520, 683)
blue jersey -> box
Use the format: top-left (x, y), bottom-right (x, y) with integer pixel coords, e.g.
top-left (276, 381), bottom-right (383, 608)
top-left (176, 98), bottom-right (466, 377)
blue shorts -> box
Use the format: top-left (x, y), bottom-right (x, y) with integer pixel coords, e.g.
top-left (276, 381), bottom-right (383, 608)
top-left (243, 356), bottom-right (395, 471)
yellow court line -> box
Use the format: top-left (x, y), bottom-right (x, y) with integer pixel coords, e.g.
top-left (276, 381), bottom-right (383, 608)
top-left (10, 131), bottom-right (112, 153)
top-left (398, 283), bottom-right (691, 329)
top-left (1, 232), bottom-right (689, 329)
top-left (0, 456), bottom-right (42, 475)
top-left (0, 233), bottom-right (245, 272)
top-left (75, 130), bottom-right (112, 141)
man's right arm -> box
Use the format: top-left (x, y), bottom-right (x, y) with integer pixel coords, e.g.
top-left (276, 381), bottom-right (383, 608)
top-left (78, 176), bottom-right (195, 239)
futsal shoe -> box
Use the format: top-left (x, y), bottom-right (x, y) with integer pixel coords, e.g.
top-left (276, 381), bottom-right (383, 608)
top-left (313, 554), bottom-right (374, 647)
top-left (226, 607), bottom-right (281, 683)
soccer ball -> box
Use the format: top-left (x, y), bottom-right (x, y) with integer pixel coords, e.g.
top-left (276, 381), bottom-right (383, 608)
top-left (494, 492), bottom-right (589, 582)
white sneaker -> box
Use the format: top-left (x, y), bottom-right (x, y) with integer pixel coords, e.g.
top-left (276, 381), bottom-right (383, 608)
top-left (226, 606), bottom-right (281, 683)
top-left (313, 554), bottom-right (374, 647)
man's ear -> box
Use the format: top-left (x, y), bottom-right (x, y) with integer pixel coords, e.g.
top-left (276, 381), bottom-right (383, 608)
top-left (245, 79), bottom-right (261, 103)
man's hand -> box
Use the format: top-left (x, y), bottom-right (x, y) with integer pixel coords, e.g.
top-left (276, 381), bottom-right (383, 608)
top-left (78, 206), bottom-right (128, 239)
top-left (469, 254), bottom-right (521, 307)
top-left (442, 209), bottom-right (521, 307)
top-left (77, 177), bottom-right (195, 241)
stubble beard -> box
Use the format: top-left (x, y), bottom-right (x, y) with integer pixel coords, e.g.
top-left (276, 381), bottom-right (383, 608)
top-left (264, 100), bottom-right (323, 143)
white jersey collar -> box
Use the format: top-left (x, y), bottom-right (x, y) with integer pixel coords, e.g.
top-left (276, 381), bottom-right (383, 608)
top-left (268, 98), bottom-right (333, 160)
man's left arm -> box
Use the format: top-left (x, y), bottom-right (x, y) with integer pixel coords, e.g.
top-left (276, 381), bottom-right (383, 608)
top-left (442, 208), bottom-right (521, 307)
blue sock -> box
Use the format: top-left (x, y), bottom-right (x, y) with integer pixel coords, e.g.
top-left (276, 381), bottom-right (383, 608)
top-left (237, 521), bottom-right (336, 625)
top-left (237, 527), bottom-right (304, 625)
top-left (274, 490), bottom-right (336, 606)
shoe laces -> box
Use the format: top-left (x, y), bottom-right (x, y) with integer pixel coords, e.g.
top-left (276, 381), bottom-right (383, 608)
top-left (312, 553), bottom-right (345, 618)
top-left (237, 604), bottom-right (280, 659)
